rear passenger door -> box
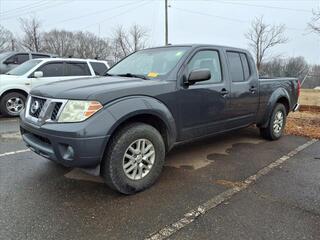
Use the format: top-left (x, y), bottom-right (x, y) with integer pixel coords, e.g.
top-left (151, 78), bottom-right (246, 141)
top-left (226, 51), bottom-right (259, 126)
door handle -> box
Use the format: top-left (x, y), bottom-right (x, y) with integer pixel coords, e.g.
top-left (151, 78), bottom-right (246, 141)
top-left (25, 82), bottom-right (31, 86)
top-left (220, 88), bottom-right (229, 97)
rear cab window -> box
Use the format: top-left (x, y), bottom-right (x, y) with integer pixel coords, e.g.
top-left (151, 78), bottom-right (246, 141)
top-left (90, 62), bottom-right (108, 76)
top-left (226, 51), bottom-right (251, 82)
top-left (65, 62), bottom-right (91, 76)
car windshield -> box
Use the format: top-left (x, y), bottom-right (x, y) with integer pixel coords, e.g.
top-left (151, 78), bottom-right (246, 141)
top-left (6, 59), bottom-right (41, 76)
top-left (107, 47), bottom-right (190, 79)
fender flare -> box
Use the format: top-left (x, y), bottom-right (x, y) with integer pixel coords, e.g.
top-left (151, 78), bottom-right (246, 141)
top-left (258, 88), bottom-right (291, 128)
top-left (105, 96), bottom-right (177, 150)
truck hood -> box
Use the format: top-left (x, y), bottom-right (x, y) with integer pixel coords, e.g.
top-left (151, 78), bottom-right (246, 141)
top-left (30, 76), bottom-right (176, 105)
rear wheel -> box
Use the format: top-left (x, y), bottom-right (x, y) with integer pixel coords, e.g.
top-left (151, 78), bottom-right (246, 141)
top-left (0, 92), bottom-right (26, 117)
top-left (101, 122), bottom-right (165, 194)
top-left (260, 103), bottom-right (287, 140)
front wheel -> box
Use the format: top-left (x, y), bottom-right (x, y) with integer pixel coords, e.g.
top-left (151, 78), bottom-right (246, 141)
top-left (0, 92), bottom-right (26, 117)
top-left (260, 103), bottom-right (287, 140)
top-left (101, 123), bottom-right (165, 194)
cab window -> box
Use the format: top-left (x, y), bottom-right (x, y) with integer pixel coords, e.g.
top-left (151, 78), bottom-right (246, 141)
top-left (187, 50), bottom-right (222, 84)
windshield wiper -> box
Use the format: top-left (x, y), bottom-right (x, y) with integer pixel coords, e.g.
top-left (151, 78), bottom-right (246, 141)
top-left (115, 73), bottom-right (149, 80)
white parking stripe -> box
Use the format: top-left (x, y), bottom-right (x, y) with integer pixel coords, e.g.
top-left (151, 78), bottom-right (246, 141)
top-left (0, 149), bottom-right (30, 157)
top-left (145, 139), bottom-right (318, 240)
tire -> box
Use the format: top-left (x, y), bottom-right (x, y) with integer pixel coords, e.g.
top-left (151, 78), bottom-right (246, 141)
top-left (260, 103), bottom-right (287, 140)
top-left (0, 92), bottom-right (26, 117)
top-left (101, 122), bottom-right (166, 194)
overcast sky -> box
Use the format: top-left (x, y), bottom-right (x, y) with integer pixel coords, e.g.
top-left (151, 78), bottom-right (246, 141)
top-left (1, 0), bottom-right (319, 64)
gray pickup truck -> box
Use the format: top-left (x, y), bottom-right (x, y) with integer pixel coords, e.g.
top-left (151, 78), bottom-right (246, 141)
top-left (20, 44), bottom-right (300, 194)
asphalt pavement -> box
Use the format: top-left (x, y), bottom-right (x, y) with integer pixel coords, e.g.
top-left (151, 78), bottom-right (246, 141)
top-left (0, 117), bottom-right (319, 240)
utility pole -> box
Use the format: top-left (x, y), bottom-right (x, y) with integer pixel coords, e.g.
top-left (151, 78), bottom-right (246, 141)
top-left (165, 0), bottom-right (168, 45)
top-left (11, 39), bottom-right (15, 51)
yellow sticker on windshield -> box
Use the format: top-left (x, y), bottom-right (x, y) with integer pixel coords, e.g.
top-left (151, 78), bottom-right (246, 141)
top-left (148, 72), bottom-right (159, 78)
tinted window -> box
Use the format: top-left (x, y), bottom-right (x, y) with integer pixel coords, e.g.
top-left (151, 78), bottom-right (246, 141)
top-left (65, 62), bottom-right (91, 76)
top-left (38, 62), bottom-right (64, 77)
top-left (90, 62), bottom-right (108, 76)
top-left (240, 53), bottom-right (250, 80)
top-left (32, 54), bottom-right (50, 59)
top-left (187, 50), bottom-right (222, 84)
top-left (227, 52), bottom-right (244, 82)
top-left (7, 53), bottom-right (29, 64)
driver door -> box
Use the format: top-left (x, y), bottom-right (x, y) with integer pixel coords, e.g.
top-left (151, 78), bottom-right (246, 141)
top-left (178, 48), bottom-right (230, 140)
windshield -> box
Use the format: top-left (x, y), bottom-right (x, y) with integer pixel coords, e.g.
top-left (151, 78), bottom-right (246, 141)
top-left (6, 59), bottom-right (41, 76)
top-left (107, 47), bottom-right (190, 79)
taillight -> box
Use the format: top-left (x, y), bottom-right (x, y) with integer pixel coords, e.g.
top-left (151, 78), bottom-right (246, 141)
top-left (297, 80), bottom-right (301, 97)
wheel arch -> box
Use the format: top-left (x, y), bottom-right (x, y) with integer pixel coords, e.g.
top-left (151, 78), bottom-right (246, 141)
top-left (0, 88), bottom-right (28, 100)
top-left (257, 88), bottom-right (291, 128)
top-left (104, 96), bottom-right (177, 153)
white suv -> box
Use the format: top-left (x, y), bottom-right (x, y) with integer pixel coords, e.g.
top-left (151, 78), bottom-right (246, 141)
top-left (0, 58), bottom-right (109, 116)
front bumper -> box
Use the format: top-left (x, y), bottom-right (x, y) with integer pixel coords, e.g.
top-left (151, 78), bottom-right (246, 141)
top-left (20, 111), bottom-right (110, 168)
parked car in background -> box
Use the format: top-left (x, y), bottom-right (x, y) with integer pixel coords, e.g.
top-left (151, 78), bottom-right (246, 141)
top-left (19, 44), bottom-right (300, 194)
top-left (0, 58), bottom-right (109, 116)
top-left (0, 51), bottom-right (57, 74)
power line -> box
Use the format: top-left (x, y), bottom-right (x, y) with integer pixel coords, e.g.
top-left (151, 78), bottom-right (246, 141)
top-left (172, 6), bottom-right (306, 31)
top-left (79, 0), bottom-right (152, 31)
top-left (47, 0), bottom-right (143, 27)
top-left (214, 0), bottom-right (313, 13)
top-left (1, 1), bottom-right (74, 21)
top-left (0, 0), bottom-right (49, 15)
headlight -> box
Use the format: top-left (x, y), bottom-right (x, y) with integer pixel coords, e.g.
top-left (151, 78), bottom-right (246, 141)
top-left (58, 100), bottom-right (102, 122)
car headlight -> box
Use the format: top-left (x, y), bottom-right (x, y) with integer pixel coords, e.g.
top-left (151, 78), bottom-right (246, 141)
top-left (58, 100), bottom-right (103, 122)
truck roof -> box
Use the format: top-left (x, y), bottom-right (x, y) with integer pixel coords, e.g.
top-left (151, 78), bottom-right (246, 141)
top-left (147, 44), bottom-right (249, 52)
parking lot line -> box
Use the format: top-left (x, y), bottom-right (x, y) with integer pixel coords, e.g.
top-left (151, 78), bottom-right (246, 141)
top-left (145, 139), bottom-right (318, 240)
top-left (0, 149), bottom-right (30, 157)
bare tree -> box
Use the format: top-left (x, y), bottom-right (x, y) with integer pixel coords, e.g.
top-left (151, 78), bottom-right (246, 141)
top-left (42, 29), bottom-right (75, 57)
top-left (308, 8), bottom-right (320, 35)
top-left (73, 31), bottom-right (111, 59)
top-left (0, 25), bottom-right (14, 51)
top-left (245, 16), bottom-right (288, 71)
top-left (19, 16), bottom-right (42, 52)
top-left (111, 24), bottom-right (148, 62)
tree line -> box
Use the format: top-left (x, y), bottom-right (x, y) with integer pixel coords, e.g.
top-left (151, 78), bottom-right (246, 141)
top-left (0, 17), bottom-right (148, 64)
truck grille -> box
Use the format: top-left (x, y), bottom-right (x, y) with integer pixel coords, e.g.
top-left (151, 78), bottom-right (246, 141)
top-left (26, 95), bottom-right (67, 124)
top-left (51, 102), bottom-right (62, 121)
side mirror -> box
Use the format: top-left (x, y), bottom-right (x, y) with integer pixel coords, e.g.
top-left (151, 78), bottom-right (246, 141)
top-left (187, 69), bottom-right (211, 84)
top-left (33, 71), bottom-right (43, 78)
